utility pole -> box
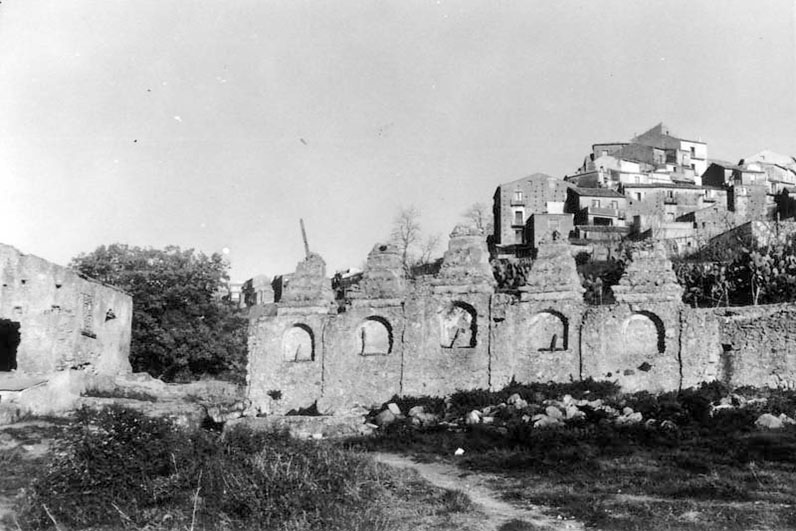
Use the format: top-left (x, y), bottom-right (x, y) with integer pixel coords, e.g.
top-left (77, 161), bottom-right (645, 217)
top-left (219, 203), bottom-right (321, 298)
top-left (300, 218), bottom-right (310, 258)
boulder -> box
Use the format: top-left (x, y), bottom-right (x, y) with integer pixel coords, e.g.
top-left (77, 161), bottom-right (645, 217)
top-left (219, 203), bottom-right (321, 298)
top-left (374, 409), bottom-right (396, 426)
top-left (387, 403), bottom-right (402, 416)
top-left (465, 410), bottom-right (481, 425)
top-left (756, 413), bottom-right (784, 430)
top-left (545, 405), bottom-right (563, 419)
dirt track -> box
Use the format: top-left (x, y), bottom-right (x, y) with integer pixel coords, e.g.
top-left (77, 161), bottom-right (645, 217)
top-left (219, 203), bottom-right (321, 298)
top-left (373, 452), bottom-right (583, 531)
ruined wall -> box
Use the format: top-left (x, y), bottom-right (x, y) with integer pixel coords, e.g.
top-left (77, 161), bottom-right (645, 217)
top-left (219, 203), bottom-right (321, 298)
top-left (0, 244), bottom-right (132, 375)
top-left (713, 304), bottom-right (796, 389)
top-left (246, 232), bottom-right (796, 414)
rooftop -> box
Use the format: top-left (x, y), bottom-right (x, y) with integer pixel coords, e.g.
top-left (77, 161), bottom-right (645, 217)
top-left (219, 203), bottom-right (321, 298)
top-left (571, 187), bottom-right (625, 198)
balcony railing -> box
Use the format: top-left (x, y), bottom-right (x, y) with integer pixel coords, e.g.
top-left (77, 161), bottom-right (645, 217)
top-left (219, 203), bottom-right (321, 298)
top-left (586, 206), bottom-right (621, 217)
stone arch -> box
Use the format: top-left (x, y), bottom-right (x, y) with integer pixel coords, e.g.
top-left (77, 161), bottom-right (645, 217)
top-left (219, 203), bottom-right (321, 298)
top-left (439, 301), bottom-right (477, 348)
top-left (282, 324), bottom-right (315, 362)
top-left (358, 316), bottom-right (393, 356)
top-left (529, 310), bottom-right (568, 351)
top-left (623, 311), bottom-right (665, 354)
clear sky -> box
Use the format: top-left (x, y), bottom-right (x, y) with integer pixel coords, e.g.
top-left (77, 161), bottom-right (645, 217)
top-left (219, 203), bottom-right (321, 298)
top-left (1, 1), bottom-right (794, 282)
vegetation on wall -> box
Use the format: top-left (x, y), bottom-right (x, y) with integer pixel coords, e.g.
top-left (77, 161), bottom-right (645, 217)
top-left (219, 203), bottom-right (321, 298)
top-left (675, 238), bottom-right (796, 307)
top-left (70, 244), bottom-right (247, 382)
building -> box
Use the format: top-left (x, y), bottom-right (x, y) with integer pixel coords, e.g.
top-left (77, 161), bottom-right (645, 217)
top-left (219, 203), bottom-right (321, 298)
top-left (492, 173), bottom-right (574, 255)
top-left (525, 212), bottom-right (574, 249)
top-left (566, 187), bottom-right (628, 226)
top-left (0, 243), bottom-right (132, 375)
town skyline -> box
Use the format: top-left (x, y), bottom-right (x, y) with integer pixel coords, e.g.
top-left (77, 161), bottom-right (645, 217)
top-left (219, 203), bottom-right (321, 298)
top-left (1, 1), bottom-right (794, 281)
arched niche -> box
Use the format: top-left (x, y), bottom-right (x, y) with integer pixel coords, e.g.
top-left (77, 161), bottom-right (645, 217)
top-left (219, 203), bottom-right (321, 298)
top-left (439, 301), bottom-right (477, 348)
top-left (623, 311), bottom-right (665, 355)
top-left (358, 316), bottom-right (393, 356)
top-left (529, 310), bottom-right (568, 352)
top-left (282, 324), bottom-right (315, 362)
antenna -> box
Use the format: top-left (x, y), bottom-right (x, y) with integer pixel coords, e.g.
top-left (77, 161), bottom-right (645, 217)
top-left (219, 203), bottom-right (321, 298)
top-left (299, 218), bottom-right (310, 258)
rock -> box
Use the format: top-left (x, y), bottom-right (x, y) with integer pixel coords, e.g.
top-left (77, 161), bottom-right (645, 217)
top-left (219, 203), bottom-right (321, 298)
top-left (622, 412), bottom-right (643, 424)
top-left (660, 420), bottom-right (678, 431)
top-left (310, 433), bottom-right (323, 440)
top-left (415, 412), bottom-right (439, 425)
top-left (780, 414), bottom-right (796, 425)
top-left (482, 405), bottom-right (495, 415)
top-left (387, 403), bottom-right (402, 416)
top-left (622, 407), bottom-right (635, 416)
top-left (374, 409), bottom-right (396, 426)
top-left (533, 414), bottom-right (561, 428)
top-left (481, 416), bottom-right (495, 425)
top-left (756, 413), bottom-right (784, 430)
top-left (454, 448), bottom-right (465, 456)
top-left (521, 414), bottom-right (531, 423)
top-left (408, 405), bottom-right (425, 417)
top-left (562, 394), bottom-right (574, 405)
top-left (506, 393), bottom-right (524, 406)
top-left (565, 406), bottom-right (585, 420)
top-left (545, 406), bottom-right (563, 419)
top-left (465, 410), bottom-right (481, 425)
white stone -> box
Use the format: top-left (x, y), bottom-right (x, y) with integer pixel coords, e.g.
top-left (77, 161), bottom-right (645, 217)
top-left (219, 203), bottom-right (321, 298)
top-left (756, 413), bottom-right (784, 429)
top-left (465, 410), bottom-right (481, 425)
top-left (545, 405), bottom-right (563, 419)
top-left (387, 403), bottom-right (402, 415)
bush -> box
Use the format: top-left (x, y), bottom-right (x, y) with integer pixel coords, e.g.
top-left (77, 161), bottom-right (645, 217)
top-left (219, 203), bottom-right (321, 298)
top-left (15, 406), bottom-right (399, 530)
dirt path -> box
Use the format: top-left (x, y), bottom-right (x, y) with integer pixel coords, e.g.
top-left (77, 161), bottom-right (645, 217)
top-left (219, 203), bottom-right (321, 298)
top-left (373, 452), bottom-right (583, 531)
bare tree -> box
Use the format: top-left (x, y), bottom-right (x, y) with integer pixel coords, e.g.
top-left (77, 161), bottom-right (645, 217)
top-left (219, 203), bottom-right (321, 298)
top-left (462, 202), bottom-right (493, 234)
top-left (418, 233), bottom-right (441, 264)
top-left (391, 206), bottom-right (422, 273)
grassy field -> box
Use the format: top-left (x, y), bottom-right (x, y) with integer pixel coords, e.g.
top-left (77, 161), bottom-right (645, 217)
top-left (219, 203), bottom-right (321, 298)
top-left (348, 381), bottom-right (796, 530)
top-left (0, 408), bottom-right (481, 531)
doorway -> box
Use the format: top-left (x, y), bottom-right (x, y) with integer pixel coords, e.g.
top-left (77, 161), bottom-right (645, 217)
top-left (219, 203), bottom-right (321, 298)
top-left (0, 319), bottom-right (21, 371)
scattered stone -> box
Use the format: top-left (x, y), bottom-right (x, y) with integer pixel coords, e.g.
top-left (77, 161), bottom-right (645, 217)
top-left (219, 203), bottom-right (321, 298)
top-left (660, 420), bottom-right (678, 431)
top-left (454, 448), bottom-right (465, 456)
top-left (374, 409), bottom-right (396, 426)
top-left (616, 412), bottom-right (642, 425)
top-left (780, 414), bottom-right (796, 425)
top-left (545, 405), bottom-right (563, 419)
top-left (465, 410), bottom-right (481, 425)
top-left (387, 403), bottom-right (402, 416)
top-left (408, 405), bottom-right (425, 417)
top-left (521, 414), bottom-right (531, 423)
top-left (565, 406), bottom-right (585, 420)
top-left (481, 416), bottom-right (495, 425)
top-left (622, 407), bottom-right (635, 416)
top-left (533, 414), bottom-right (562, 428)
top-left (310, 433), bottom-right (323, 440)
top-left (756, 413), bottom-right (783, 430)
top-left (506, 393), bottom-right (523, 406)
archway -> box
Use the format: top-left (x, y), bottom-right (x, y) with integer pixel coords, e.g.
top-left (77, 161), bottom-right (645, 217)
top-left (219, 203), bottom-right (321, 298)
top-left (439, 302), bottom-right (477, 348)
top-left (529, 310), bottom-right (568, 351)
top-left (282, 324), bottom-right (314, 362)
top-left (358, 317), bottom-right (393, 355)
top-left (623, 311), bottom-right (665, 355)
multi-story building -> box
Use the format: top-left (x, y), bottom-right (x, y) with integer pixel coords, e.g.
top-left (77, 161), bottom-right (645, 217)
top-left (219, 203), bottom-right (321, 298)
top-left (492, 173), bottom-right (574, 255)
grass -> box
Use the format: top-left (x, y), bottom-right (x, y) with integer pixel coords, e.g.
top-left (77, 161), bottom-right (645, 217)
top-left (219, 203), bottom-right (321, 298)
top-left (2, 406), bottom-right (479, 531)
top-left (347, 381), bottom-right (796, 530)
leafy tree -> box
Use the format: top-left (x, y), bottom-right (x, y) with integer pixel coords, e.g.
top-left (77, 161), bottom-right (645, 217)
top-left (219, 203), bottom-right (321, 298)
top-left (70, 244), bottom-right (247, 382)
top-left (462, 202), bottom-right (493, 234)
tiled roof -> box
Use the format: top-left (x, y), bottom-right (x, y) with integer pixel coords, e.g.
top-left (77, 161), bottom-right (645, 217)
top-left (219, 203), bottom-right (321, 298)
top-left (621, 182), bottom-right (703, 190)
top-left (571, 187), bottom-right (624, 198)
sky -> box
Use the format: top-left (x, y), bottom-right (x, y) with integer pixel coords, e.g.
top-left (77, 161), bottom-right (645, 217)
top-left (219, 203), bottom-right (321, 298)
top-left (1, 0), bottom-right (794, 282)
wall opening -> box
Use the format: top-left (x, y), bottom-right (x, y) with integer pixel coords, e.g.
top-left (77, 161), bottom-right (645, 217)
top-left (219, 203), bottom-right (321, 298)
top-left (624, 311), bottom-right (666, 354)
top-left (358, 317), bottom-right (393, 356)
top-left (440, 301), bottom-right (477, 348)
top-left (529, 310), bottom-right (568, 351)
top-left (282, 324), bottom-right (315, 362)
top-left (0, 319), bottom-right (21, 371)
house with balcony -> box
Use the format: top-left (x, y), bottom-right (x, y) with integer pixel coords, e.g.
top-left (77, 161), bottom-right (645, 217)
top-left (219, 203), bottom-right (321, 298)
top-left (492, 173), bottom-right (574, 256)
top-left (566, 187), bottom-right (627, 227)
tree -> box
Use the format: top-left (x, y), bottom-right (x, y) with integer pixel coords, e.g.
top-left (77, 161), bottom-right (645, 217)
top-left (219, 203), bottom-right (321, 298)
top-left (462, 202), bottom-right (493, 234)
top-left (70, 244), bottom-right (247, 382)
top-left (390, 206), bottom-right (441, 275)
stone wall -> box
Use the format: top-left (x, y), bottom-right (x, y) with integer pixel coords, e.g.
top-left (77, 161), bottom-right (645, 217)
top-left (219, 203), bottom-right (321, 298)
top-left (0, 243), bottom-right (132, 376)
top-left (246, 231), bottom-right (796, 414)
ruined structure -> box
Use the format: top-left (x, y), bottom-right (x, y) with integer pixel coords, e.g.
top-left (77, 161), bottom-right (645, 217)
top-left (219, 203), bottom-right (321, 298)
top-left (0, 244), bottom-right (132, 376)
top-left (247, 228), bottom-right (796, 415)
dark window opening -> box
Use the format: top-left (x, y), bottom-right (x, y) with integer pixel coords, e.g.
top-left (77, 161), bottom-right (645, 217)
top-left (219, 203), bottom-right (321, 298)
top-left (0, 319), bottom-right (21, 371)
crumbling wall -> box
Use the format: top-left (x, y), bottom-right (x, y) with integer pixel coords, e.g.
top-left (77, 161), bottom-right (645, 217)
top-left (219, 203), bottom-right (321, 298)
top-left (0, 243), bottom-right (132, 376)
top-left (246, 232), bottom-right (796, 415)
top-left (714, 304), bottom-right (796, 389)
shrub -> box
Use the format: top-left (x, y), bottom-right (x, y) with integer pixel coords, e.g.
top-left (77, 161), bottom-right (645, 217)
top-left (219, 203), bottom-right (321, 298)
top-left (15, 406), bottom-right (400, 530)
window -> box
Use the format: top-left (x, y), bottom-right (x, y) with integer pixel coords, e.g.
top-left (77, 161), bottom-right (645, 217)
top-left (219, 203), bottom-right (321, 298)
top-left (601, 150), bottom-right (608, 157)
top-left (591, 199), bottom-right (601, 208)
top-left (690, 146), bottom-right (696, 156)
top-left (513, 191), bottom-right (523, 202)
top-left (514, 229), bottom-right (523, 244)
top-left (667, 190), bottom-right (674, 198)
top-left (635, 175), bottom-right (641, 183)
top-left (513, 210), bottom-right (523, 225)
top-left (635, 192), bottom-right (642, 201)
top-left (691, 163), bottom-right (696, 171)
top-left (610, 201), bottom-right (618, 210)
